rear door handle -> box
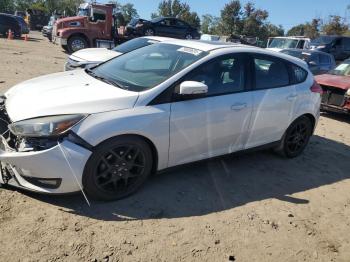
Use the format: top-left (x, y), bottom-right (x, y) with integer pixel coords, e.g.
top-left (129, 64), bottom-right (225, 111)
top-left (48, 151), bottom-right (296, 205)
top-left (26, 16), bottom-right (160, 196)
top-left (286, 94), bottom-right (298, 101)
top-left (231, 103), bottom-right (247, 111)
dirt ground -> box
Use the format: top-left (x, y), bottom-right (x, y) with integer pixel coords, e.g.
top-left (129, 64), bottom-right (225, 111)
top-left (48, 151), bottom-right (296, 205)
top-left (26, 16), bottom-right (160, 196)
top-left (0, 32), bottom-right (350, 262)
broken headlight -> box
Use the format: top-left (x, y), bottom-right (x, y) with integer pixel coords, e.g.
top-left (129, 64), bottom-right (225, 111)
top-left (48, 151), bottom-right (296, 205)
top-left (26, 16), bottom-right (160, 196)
top-left (8, 114), bottom-right (87, 138)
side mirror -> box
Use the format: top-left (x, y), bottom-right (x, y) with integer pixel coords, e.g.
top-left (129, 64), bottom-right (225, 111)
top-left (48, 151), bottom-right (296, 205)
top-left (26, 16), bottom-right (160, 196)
top-left (90, 7), bottom-right (94, 19)
top-left (179, 81), bottom-right (208, 96)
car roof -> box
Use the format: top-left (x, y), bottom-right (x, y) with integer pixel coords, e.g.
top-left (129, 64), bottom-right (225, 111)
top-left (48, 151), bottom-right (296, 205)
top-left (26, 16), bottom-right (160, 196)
top-left (159, 39), bottom-right (241, 52)
top-left (142, 36), bottom-right (175, 42)
top-left (269, 36), bottom-right (310, 40)
top-left (158, 39), bottom-right (308, 68)
top-left (281, 48), bottom-right (332, 56)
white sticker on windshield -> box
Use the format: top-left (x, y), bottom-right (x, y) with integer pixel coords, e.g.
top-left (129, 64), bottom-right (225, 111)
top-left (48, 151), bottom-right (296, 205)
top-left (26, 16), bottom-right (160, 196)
top-left (177, 47), bottom-right (203, 56)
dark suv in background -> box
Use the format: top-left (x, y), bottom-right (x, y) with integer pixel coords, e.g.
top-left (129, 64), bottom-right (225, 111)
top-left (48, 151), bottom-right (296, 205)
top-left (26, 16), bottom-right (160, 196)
top-left (310, 36), bottom-right (350, 61)
top-left (126, 17), bottom-right (200, 39)
top-left (0, 13), bottom-right (22, 38)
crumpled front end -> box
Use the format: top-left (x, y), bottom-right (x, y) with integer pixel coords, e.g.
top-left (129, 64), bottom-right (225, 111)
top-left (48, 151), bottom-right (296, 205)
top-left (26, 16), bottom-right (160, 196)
top-left (0, 98), bottom-right (92, 194)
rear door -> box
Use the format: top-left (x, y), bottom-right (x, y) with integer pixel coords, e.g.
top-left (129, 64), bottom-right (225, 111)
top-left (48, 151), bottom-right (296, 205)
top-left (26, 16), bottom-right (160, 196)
top-left (0, 15), bottom-right (5, 34)
top-left (318, 54), bottom-right (333, 74)
top-left (245, 54), bottom-right (296, 148)
top-left (173, 19), bottom-right (188, 38)
top-left (169, 54), bottom-right (253, 166)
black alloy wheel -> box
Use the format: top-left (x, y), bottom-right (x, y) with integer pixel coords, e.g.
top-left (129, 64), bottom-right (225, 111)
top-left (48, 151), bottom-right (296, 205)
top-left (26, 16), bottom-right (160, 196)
top-left (279, 116), bottom-right (313, 158)
top-left (83, 136), bottom-right (153, 201)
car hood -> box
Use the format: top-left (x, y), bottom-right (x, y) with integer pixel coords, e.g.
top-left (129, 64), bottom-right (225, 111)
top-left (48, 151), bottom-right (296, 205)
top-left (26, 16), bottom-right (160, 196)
top-left (70, 48), bottom-right (121, 63)
top-left (5, 70), bottom-right (138, 122)
top-left (315, 74), bottom-right (350, 90)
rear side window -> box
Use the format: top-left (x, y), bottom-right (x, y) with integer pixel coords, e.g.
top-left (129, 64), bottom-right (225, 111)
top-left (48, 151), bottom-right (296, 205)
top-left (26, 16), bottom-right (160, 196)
top-left (290, 64), bottom-right (308, 84)
top-left (254, 57), bottom-right (289, 89)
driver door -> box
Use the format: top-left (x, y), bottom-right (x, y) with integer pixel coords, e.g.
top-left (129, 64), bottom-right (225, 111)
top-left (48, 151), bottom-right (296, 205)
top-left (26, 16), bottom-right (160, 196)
top-left (169, 54), bottom-right (253, 166)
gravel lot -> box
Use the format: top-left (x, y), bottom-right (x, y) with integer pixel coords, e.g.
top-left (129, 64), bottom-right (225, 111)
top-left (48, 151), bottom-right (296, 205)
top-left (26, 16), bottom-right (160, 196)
top-left (0, 32), bottom-right (350, 262)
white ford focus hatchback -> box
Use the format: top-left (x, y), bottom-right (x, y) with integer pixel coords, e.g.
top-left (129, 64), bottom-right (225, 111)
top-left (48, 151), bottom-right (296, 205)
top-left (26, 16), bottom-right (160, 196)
top-left (0, 40), bottom-right (322, 200)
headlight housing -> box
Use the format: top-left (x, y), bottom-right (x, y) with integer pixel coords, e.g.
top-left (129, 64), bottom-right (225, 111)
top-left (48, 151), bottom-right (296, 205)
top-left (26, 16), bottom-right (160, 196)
top-left (8, 114), bottom-right (87, 138)
top-left (346, 89), bottom-right (350, 96)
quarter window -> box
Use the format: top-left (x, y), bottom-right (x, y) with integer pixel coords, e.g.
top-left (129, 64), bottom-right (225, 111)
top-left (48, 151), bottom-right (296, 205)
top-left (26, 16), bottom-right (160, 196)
top-left (291, 64), bottom-right (307, 84)
top-left (254, 57), bottom-right (289, 89)
top-left (181, 55), bottom-right (245, 96)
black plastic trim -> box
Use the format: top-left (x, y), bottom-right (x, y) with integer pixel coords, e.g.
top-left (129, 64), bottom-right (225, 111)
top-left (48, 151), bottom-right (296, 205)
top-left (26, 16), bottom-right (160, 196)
top-left (66, 131), bottom-right (93, 151)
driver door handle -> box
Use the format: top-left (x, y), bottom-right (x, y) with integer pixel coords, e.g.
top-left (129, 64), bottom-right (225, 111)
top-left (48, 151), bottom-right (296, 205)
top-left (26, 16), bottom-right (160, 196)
top-left (231, 103), bottom-right (247, 111)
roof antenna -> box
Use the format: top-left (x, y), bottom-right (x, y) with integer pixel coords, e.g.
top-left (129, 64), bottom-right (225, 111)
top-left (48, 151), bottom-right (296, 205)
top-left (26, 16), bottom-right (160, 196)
top-left (58, 142), bottom-right (91, 207)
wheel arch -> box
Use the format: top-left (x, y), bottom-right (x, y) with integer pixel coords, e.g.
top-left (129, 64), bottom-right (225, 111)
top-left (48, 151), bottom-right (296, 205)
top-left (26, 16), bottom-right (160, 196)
top-left (68, 33), bottom-right (90, 47)
top-left (93, 133), bottom-right (159, 175)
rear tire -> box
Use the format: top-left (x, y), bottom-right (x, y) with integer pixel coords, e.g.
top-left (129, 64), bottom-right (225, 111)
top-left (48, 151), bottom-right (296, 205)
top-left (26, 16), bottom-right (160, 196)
top-left (67, 36), bottom-right (88, 53)
top-left (83, 136), bottom-right (153, 201)
top-left (185, 33), bottom-right (193, 39)
top-left (144, 28), bottom-right (154, 36)
top-left (275, 116), bottom-right (313, 158)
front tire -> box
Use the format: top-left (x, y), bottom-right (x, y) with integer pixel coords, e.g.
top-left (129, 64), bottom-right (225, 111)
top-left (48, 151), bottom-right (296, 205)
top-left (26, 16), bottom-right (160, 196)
top-left (276, 116), bottom-right (313, 158)
top-left (83, 136), bottom-right (153, 201)
top-left (67, 36), bottom-right (88, 53)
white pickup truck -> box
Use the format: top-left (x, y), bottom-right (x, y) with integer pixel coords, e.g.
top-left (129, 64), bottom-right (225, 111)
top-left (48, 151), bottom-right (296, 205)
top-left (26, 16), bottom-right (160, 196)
top-left (267, 36), bottom-right (311, 52)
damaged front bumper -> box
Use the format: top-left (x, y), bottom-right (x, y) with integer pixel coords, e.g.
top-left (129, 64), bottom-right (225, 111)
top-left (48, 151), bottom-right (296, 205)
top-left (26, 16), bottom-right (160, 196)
top-left (0, 135), bottom-right (92, 194)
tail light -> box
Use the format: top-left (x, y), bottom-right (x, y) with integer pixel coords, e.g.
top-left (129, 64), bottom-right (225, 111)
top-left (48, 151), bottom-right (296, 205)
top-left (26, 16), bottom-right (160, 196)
top-left (310, 80), bottom-right (323, 95)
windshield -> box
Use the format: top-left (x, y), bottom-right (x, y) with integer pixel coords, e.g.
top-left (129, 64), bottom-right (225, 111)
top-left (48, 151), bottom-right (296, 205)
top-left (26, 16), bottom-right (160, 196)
top-left (77, 8), bottom-right (90, 17)
top-left (151, 17), bottom-right (163, 23)
top-left (91, 43), bottom-right (208, 92)
top-left (113, 38), bottom-right (159, 54)
top-left (311, 36), bottom-right (334, 45)
top-left (269, 38), bottom-right (299, 49)
top-left (328, 60), bottom-right (350, 76)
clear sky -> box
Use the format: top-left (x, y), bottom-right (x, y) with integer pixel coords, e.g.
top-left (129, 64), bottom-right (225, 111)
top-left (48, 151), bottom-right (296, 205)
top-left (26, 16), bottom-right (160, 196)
top-left (102, 0), bottom-right (350, 30)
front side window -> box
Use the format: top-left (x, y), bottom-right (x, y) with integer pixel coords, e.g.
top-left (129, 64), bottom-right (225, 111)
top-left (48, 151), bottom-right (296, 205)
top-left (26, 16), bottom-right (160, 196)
top-left (297, 40), bottom-right (305, 49)
top-left (178, 55), bottom-right (245, 96)
top-left (91, 9), bottom-right (106, 22)
top-left (254, 57), bottom-right (289, 89)
top-left (92, 43), bottom-right (208, 92)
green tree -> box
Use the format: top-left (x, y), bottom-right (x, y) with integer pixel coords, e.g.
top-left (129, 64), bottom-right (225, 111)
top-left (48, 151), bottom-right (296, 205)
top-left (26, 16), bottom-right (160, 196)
top-left (152, 0), bottom-right (200, 28)
top-left (264, 23), bottom-right (284, 37)
top-left (287, 24), bottom-right (306, 36)
top-left (120, 3), bottom-right (139, 24)
top-left (0, 0), bottom-right (15, 13)
top-left (287, 19), bottom-right (320, 39)
top-left (322, 15), bottom-right (348, 35)
top-left (218, 0), bottom-right (242, 35)
top-left (201, 14), bottom-right (221, 35)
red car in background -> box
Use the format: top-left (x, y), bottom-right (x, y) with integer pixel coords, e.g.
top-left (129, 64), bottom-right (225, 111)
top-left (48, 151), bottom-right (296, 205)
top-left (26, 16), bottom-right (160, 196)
top-left (315, 59), bottom-right (350, 114)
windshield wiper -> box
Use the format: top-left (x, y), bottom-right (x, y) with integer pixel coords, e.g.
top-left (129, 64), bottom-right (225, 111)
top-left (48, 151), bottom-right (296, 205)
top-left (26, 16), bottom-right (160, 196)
top-left (85, 68), bottom-right (128, 90)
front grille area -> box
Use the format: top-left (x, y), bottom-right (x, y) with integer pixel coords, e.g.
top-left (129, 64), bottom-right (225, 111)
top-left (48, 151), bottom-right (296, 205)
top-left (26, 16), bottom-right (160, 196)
top-left (0, 97), bottom-right (17, 149)
top-left (320, 85), bottom-right (346, 107)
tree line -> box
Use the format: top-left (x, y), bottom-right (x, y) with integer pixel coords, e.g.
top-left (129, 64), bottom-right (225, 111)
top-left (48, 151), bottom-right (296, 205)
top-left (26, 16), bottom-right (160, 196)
top-left (1, 0), bottom-right (349, 41)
